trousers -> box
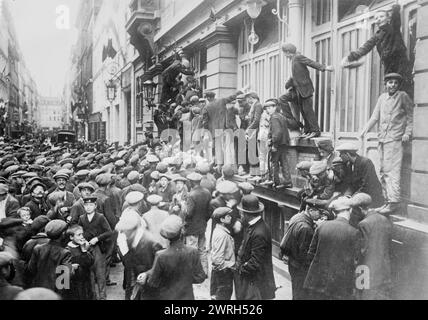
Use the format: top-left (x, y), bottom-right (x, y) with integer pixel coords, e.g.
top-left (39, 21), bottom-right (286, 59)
top-left (271, 145), bottom-right (292, 185)
top-left (289, 264), bottom-right (309, 300)
top-left (210, 268), bottom-right (234, 300)
top-left (90, 245), bottom-right (107, 300)
top-left (185, 234), bottom-right (208, 276)
top-left (258, 139), bottom-right (269, 176)
top-left (379, 141), bottom-right (403, 203)
top-left (297, 94), bottom-right (320, 133)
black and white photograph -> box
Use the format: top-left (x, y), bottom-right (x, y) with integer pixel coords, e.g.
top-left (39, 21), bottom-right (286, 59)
top-left (0, 0), bottom-right (427, 305)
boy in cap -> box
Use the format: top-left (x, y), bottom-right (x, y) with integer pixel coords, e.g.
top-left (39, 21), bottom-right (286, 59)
top-left (137, 215), bottom-right (207, 300)
top-left (210, 207), bottom-right (236, 300)
top-left (65, 224), bottom-right (94, 300)
top-left (360, 73), bottom-right (414, 215)
top-left (264, 99), bottom-right (293, 189)
top-left (78, 196), bottom-right (113, 300)
top-left (282, 43), bottom-right (333, 139)
top-left (70, 183), bottom-right (96, 225)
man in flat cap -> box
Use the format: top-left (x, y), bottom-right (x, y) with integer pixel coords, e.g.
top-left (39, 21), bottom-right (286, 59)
top-left (305, 161), bottom-right (335, 205)
top-left (72, 170), bottom-right (90, 200)
top-left (122, 191), bottom-right (148, 218)
top-left (336, 142), bottom-right (385, 209)
top-left (138, 215), bottom-right (207, 300)
top-left (282, 43), bottom-right (333, 139)
top-left (115, 210), bottom-right (163, 300)
top-left (182, 172), bottom-right (212, 275)
top-left (304, 197), bottom-right (361, 300)
top-left (26, 220), bottom-right (72, 297)
top-left (25, 183), bottom-right (49, 220)
top-left (69, 183), bottom-right (96, 225)
top-left (0, 251), bottom-right (23, 300)
top-left (143, 195), bottom-right (170, 249)
top-left (236, 195), bottom-right (276, 300)
top-left (77, 196), bottom-right (113, 300)
top-left (352, 193), bottom-right (393, 300)
top-left (280, 200), bottom-right (321, 300)
top-left (50, 172), bottom-right (76, 217)
top-left (121, 171), bottom-right (147, 207)
top-left (360, 73), bottom-right (414, 215)
top-left (0, 183), bottom-right (20, 221)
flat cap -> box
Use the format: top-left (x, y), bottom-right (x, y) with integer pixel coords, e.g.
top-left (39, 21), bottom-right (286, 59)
top-left (150, 171), bottom-right (160, 180)
top-left (160, 215), bottom-right (183, 240)
top-left (127, 170), bottom-right (140, 182)
top-left (316, 139), bottom-right (334, 153)
top-left (75, 170), bottom-right (90, 178)
top-left (238, 182), bottom-right (254, 194)
top-left (156, 163), bottom-right (168, 174)
top-left (146, 155), bottom-right (160, 163)
top-left (336, 142), bottom-right (359, 152)
top-left (82, 196), bottom-right (97, 204)
top-left (196, 162), bottom-right (210, 174)
top-left (53, 172), bottom-right (69, 180)
top-left (59, 158), bottom-right (73, 166)
top-left (216, 181), bottom-right (239, 194)
top-left (45, 220), bottom-right (68, 239)
top-left (384, 73), bottom-right (403, 82)
top-left (309, 161), bottom-right (327, 175)
top-left (4, 165), bottom-right (19, 174)
top-left (89, 169), bottom-right (103, 179)
top-left (350, 193), bottom-right (372, 208)
top-left (172, 175), bottom-right (187, 183)
top-left (48, 191), bottom-right (65, 206)
top-left (222, 165), bottom-right (235, 178)
top-left (115, 160), bottom-right (126, 168)
top-left (212, 207), bottom-right (233, 220)
top-left (159, 174), bottom-right (172, 181)
top-left (282, 43), bottom-right (297, 53)
top-left (76, 160), bottom-right (90, 170)
top-left (129, 155), bottom-right (139, 164)
top-left (329, 197), bottom-right (353, 212)
top-left (117, 150), bottom-right (127, 159)
top-left (95, 173), bottom-right (112, 186)
top-left (115, 210), bottom-right (141, 232)
top-left (187, 172), bottom-right (202, 182)
top-left (146, 194), bottom-right (163, 205)
top-left (125, 191), bottom-right (145, 205)
top-left (77, 182), bottom-right (96, 192)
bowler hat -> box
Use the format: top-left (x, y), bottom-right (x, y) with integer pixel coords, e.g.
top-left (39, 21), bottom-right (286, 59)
top-left (237, 195), bottom-right (264, 214)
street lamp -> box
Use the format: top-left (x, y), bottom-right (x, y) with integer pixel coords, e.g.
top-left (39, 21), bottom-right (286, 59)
top-left (142, 80), bottom-right (158, 110)
top-left (245, 0), bottom-right (266, 45)
top-left (106, 80), bottom-right (117, 103)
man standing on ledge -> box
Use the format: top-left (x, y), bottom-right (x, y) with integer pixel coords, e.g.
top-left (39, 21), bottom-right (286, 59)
top-left (360, 73), bottom-right (413, 215)
top-left (282, 43), bottom-right (334, 139)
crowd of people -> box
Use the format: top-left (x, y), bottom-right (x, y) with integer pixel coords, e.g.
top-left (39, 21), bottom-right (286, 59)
top-left (0, 5), bottom-right (414, 301)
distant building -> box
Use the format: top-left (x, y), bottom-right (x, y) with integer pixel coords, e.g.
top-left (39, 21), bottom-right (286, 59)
top-left (38, 96), bottom-right (63, 130)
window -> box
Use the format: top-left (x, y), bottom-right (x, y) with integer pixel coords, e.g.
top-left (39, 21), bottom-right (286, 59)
top-left (199, 75), bottom-right (207, 91)
top-left (199, 47), bottom-right (207, 72)
top-left (312, 0), bottom-right (331, 25)
top-left (136, 76), bottom-right (144, 123)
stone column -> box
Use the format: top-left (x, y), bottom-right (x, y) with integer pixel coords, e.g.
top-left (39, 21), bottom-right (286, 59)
top-left (288, 0), bottom-right (303, 50)
top-left (203, 26), bottom-right (238, 98)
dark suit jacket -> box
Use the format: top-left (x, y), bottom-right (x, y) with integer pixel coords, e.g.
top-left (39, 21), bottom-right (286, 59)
top-left (269, 112), bottom-right (290, 148)
top-left (25, 198), bottom-right (50, 220)
top-left (93, 189), bottom-right (119, 229)
top-left (184, 186), bottom-right (212, 236)
top-left (289, 54), bottom-right (326, 98)
top-left (202, 94), bottom-right (238, 137)
top-left (358, 211), bottom-right (393, 288)
top-left (237, 218), bottom-right (276, 300)
top-left (78, 212), bottom-right (112, 253)
top-left (146, 241), bottom-right (207, 300)
top-left (26, 240), bottom-right (72, 294)
top-left (304, 217), bottom-right (361, 299)
top-left (343, 155), bottom-right (385, 208)
top-left (123, 231), bottom-right (163, 300)
top-left (247, 101), bottom-right (263, 132)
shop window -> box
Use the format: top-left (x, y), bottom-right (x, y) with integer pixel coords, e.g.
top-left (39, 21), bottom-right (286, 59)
top-left (253, 3), bottom-right (279, 53)
top-left (312, 0), bottom-right (331, 25)
top-left (199, 75), bottom-right (207, 91)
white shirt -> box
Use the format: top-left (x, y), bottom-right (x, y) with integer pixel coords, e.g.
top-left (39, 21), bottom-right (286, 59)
top-left (87, 212), bottom-right (95, 223)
